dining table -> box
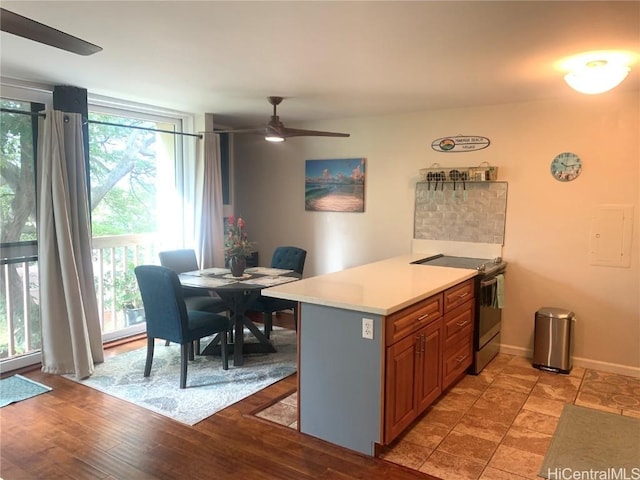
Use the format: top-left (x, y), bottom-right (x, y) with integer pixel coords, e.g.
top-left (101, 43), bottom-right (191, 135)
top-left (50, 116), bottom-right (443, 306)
top-left (179, 266), bottom-right (299, 366)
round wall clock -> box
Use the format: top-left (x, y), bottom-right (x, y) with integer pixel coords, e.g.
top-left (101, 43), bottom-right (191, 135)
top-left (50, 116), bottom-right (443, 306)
top-left (551, 152), bottom-right (582, 182)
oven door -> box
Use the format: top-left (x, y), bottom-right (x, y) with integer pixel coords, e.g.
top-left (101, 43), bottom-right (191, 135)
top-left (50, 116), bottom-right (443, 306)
top-left (477, 275), bottom-right (502, 349)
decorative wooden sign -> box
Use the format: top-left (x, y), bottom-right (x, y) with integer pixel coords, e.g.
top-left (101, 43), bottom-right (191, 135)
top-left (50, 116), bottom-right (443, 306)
top-left (431, 135), bottom-right (490, 152)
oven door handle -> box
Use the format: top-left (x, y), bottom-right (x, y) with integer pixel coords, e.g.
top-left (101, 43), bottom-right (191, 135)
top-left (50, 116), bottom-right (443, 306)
top-left (480, 277), bottom-right (498, 288)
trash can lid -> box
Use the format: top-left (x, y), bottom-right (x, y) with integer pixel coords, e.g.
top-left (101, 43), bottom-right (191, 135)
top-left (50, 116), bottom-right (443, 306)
top-left (537, 307), bottom-right (575, 319)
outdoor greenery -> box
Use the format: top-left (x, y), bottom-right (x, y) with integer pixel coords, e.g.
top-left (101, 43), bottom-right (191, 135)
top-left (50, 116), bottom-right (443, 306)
top-left (0, 100), bottom-right (37, 244)
top-left (0, 100), bottom-right (40, 357)
top-left (88, 113), bottom-right (161, 236)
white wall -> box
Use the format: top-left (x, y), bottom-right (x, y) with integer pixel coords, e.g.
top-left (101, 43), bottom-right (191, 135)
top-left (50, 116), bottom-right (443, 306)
top-left (234, 91), bottom-right (639, 375)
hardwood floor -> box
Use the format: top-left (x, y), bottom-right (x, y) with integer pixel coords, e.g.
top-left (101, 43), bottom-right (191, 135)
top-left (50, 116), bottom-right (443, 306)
top-left (0, 322), bottom-right (435, 480)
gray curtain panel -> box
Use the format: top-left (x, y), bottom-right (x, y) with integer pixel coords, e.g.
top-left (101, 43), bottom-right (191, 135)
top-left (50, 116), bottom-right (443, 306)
top-left (196, 113), bottom-right (225, 269)
top-left (37, 110), bottom-right (104, 378)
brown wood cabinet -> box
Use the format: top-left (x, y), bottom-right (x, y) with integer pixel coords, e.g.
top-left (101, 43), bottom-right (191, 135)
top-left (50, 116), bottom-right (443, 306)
top-left (384, 317), bottom-right (442, 443)
top-left (442, 280), bottom-right (475, 390)
top-left (383, 279), bottom-right (474, 444)
top-left (443, 278), bottom-right (474, 311)
top-left (384, 294), bottom-right (443, 444)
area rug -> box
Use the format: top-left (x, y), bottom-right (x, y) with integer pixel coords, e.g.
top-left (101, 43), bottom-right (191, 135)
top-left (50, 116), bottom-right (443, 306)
top-left (0, 374), bottom-right (52, 407)
top-left (539, 404), bottom-right (640, 478)
top-left (66, 329), bottom-right (297, 425)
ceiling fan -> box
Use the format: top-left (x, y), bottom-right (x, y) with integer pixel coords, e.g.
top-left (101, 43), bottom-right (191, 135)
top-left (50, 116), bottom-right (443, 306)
top-left (0, 8), bottom-right (102, 56)
top-left (205, 96), bottom-right (350, 142)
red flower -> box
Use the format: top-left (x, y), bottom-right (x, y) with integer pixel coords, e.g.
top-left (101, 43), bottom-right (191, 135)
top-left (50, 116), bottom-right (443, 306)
top-left (225, 216), bottom-right (255, 258)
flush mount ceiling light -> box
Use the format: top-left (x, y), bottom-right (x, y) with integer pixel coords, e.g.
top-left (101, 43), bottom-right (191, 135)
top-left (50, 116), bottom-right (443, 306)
top-left (564, 58), bottom-right (630, 94)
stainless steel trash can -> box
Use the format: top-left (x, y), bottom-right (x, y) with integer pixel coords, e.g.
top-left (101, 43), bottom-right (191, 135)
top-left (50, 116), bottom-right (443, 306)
top-left (532, 307), bottom-right (575, 374)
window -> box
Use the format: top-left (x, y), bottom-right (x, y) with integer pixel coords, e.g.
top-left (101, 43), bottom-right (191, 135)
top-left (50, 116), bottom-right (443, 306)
top-left (87, 100), bottom-right (195, 340)
top-left (0, 84), bottom-right (51, 369)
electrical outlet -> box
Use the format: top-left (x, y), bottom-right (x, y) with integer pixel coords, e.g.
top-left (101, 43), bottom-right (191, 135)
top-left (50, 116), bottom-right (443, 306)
top-left (362, 318), bottom-right (374, 340)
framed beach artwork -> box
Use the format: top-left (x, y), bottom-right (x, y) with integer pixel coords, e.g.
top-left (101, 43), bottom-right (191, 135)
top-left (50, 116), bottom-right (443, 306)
top-left (305, 158), bottom-right (366, 212)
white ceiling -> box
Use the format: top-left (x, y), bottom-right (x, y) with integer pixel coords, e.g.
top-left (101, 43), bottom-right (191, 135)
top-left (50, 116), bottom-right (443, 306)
top-left (1, 1), bottom-right (638, 128)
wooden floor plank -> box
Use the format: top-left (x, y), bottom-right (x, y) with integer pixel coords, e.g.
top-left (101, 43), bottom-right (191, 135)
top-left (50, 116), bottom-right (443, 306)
top-left (1, 331), bottom-right (435, 480)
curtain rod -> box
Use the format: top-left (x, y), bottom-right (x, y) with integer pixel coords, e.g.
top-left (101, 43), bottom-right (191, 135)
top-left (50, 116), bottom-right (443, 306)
top-left (0, 107), bottom-right (203, 139)
top-left (89, 118), bottom-right (203, 139)
top-left (1, 107), bottom-right (46, 117)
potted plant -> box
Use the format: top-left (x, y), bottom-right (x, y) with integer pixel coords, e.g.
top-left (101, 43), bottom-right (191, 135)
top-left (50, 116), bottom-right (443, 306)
top-left (224, 216), bottom-right (256, 277)
top-left (117, 268), bottom-right (145, 326)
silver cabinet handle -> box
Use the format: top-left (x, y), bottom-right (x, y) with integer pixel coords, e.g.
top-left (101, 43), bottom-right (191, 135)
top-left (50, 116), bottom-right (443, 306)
top-left (417, 312), bottom-right (430, 321)
top-left (457, 292), bottom-right (469, 299)
top-left (456, 320), bottom-right (469, 327)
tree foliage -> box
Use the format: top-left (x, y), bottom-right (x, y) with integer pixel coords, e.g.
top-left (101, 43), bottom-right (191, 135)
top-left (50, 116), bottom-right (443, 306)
top-left (0, 100), bottom-right (37, 243)
top-left (88, 113), bottom-right (159, 236)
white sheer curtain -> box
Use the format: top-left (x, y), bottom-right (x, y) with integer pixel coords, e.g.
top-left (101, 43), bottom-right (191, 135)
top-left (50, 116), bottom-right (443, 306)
top-left (37, 110), bottom-right (104, 378)
top-left (196, 113), bottom-right (226, 268)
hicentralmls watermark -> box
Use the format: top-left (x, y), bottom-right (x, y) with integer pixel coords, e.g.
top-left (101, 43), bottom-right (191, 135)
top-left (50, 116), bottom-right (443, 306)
top-left (547, 468), bottom-right (640, 480)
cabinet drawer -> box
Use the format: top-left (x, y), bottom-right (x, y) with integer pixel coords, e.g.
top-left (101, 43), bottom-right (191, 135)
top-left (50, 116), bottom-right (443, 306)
top-left (444, 279), bottom-right (474, 312)
top-left (443, 301), bottom-right (474, 349)
top-left (386, 294), bottom-right (443, 346)
top-left (443, 339), bottom-right (473, 389)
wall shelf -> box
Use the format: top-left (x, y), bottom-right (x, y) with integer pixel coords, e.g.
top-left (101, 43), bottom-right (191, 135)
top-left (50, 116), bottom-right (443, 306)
top-left (416, 180), bottom-right (505, 185)
top-left (419, 163), bottom-right (498, 182)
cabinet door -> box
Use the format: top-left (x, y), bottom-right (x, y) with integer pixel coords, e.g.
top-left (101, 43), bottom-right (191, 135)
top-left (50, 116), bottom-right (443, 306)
top-left (442, 298), bottom-right (474, 391)
top-left (444, 279), bottom-right (474, 312)
top-left (442, 338), bottom-right (473, 390)
top-left (417, 320), bottom-right (442, 412)
top-left (384, 333), bottom-right (420, 443)
top-left (443, 301), bottom-right (474, 351)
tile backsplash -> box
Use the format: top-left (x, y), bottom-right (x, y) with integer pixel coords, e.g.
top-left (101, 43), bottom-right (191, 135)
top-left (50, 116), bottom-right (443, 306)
top-left (414, 181), bottom-right (508, 244)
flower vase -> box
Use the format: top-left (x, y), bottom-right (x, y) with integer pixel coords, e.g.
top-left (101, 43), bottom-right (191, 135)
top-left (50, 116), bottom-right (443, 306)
top-left (229, 255), bottom-right (246, 277)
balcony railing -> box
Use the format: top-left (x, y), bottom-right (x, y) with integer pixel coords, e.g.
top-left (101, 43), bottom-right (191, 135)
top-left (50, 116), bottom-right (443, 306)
top-left (1, 234), bottom-right (160, 362)
top-left (0, 256), bottom-right (40, 359)
top-left (91, 234), bottom-right (159, 336)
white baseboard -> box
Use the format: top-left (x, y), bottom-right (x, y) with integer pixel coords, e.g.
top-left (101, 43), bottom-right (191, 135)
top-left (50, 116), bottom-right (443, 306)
top-left (499, 343), bottom-right (640, 379)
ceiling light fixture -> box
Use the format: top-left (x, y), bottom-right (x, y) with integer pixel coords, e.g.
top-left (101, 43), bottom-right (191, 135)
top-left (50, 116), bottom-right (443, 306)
top-left (564, 59), bottom-right (630, 94)
top-left (265, 134), bottom-right (285, 143)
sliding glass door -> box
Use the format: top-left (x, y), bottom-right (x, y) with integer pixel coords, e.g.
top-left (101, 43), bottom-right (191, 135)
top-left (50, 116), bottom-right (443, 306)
top-left (87, 103), bottom-right (190, 341)
top-left (0, 87), bottom-right (50, 370)
top-left (1, 86), bottom-right (196, 365)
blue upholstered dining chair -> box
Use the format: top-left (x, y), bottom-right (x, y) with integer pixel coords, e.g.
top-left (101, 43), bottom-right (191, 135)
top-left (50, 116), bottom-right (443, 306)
top-left (249, 246), bottom-right (307, 338)
top-left (134, 265), bottom-right (230, 389)
top-left (158, 249), bottom-right (228, 314)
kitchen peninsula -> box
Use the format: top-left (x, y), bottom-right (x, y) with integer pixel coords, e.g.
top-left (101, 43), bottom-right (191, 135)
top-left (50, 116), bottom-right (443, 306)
top-left (262, 254), bottom-right (478, 456)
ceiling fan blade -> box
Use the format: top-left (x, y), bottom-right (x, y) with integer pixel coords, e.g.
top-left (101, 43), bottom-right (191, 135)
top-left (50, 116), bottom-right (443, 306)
top-left (201, 97), bottom-right (350, 140)
top-left (0, 8), bottom-right (102, 56)
top-left (200, 127), bottom-right (265, 135)
top-left (280, 127), bottom-right (350, 138)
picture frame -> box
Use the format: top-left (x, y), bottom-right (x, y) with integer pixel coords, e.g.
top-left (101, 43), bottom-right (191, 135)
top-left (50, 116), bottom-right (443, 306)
top-left (305, 158), bottom-right (366, 212)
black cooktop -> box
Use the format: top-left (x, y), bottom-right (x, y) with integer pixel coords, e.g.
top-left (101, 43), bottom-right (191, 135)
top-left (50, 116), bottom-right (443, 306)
top-left (413, 254), bottom-right (506, 275)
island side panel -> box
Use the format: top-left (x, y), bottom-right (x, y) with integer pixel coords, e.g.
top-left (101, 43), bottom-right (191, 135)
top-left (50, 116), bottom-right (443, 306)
top-left (299, 303), bottom-right (383, 456)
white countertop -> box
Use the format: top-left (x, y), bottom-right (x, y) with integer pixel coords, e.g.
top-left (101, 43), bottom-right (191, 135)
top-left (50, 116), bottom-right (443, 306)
top-left (261, 254), bottom-right (477, 315)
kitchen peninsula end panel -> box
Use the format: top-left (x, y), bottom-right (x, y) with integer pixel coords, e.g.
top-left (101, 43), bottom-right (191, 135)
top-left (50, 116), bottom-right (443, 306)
top-left (299, 304), bottom-right (383, 455)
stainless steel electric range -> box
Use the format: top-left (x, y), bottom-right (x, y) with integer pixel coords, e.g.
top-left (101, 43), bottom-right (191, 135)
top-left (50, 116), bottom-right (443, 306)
top-left (413, 254), bottom-right (507, 374)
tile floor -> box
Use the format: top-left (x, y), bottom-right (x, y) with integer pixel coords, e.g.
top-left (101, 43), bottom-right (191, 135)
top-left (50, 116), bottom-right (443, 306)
top-left (254, 354), bottom-right (640, 480)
